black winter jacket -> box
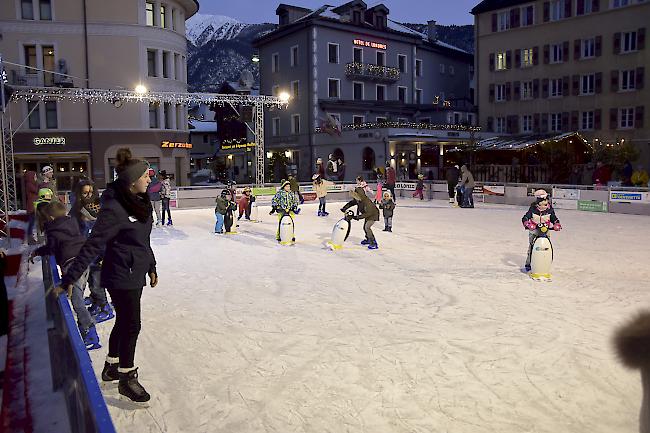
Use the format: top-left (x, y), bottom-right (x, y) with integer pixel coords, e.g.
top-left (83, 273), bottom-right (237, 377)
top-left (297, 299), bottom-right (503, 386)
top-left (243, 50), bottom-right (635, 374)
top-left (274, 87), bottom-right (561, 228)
top-left (379, 199), bottom-right (395, 218)
top-left (61, 184), bottom-right (156, 290)
top-left (446, 167), bottom-right (460, 185)
top-left (34, 216), bottom-right (86, 267)
top-left (521, 204), bottom-right (560, 226)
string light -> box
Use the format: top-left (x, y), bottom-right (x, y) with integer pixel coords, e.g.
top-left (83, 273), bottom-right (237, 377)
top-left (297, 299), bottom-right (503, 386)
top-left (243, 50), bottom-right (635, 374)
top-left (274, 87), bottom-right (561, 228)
top-left (316, 121), bottom-right (481, 133)
top-left (345, 62), bottom-right (400, 81)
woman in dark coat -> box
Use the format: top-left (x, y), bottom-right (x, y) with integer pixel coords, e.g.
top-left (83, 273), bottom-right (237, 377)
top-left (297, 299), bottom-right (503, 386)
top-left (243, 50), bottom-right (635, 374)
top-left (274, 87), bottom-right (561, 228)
top-left (59, 148), bottom-right (158, 403)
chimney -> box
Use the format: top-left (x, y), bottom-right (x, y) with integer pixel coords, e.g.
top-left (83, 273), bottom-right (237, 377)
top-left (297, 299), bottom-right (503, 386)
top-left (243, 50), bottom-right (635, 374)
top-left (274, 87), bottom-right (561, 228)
top-left (427, 20), bottom-right (438, 42)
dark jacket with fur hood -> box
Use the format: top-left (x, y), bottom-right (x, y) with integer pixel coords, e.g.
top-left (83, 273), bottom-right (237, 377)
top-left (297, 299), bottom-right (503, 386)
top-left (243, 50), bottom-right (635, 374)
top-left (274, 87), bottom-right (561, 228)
top-left (34, 216), bottom-right (86, 267)
top-left (615, 311), bottom-right (650, 433)
top-left (61, 182), bottom-right (156, 291)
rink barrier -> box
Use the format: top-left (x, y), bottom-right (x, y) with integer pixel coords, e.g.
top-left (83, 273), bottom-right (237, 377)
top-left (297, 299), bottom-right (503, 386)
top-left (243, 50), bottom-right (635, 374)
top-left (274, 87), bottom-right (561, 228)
top-left (42, 256), bottom-right (116, 433)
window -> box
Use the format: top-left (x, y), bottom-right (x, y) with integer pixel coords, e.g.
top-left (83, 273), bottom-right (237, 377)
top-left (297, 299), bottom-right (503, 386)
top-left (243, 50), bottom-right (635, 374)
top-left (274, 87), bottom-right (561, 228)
top-left (376, 116), bottom-right (388, 123)
top-left (622, 31), bottom-right (638, 53)
top-left (272, 85), bottom-right (279, 97)
top-left (24, 45), bottom-right (37, 73)
top-left (376, 51), bottom-right (386, 67)
top-left (398, 54), bottom-right (407, 73)
top-left (354, 47), bottom-right (363, 63)
top-left (440, 63), bottom-right (447, 74)
top-left (21, 0), bottom-right (34, 19)
top-left (272, 117), bottom-right (280, 136)
top-left (147, 49), bottom-right (157, 77)
top-left (583, 38), bottom-right (595, 58)
top-left (353, 82), bottom-right (364, 100)
top-left (619, 107), bottom-right (635, 128)
top-left (522, 81), bottom-right (533, 99)
top-left (522, 48), bottom-right (534, 67)
top-left (584, 0), bottom-right (593, 12)
top-left (521, 5), bottom-right (534, 25)
top-left (449, 65), bottom-right (455, 75)
top-left (495, 84), bottom-right (506, 101)
top-left (42, 45), bottom-right (55, 86)
top-left (415, 88), bottom-right (423, 104)
top-left (39, 0), bottom-right (51, 20)
top-left (160, 4), bottom-right (167, 28)
top-left (550, 78), bottom-right (563, 97)
top-left (497, 11), bottom-right (510, 31)
top-left (550, 0), bottom-right (564, 21)
top-left (550, 113), bottom-right (562, 131)
top-left (291, 80), bottom-right (299, 99)
top-left (581, 111), bottom-right (595, 130)
top-left (415, 59), bottom-right (423, 76)
top-left (522, 114), bottom-right (533, 133)
top-left (174, 53), bottom-right (180, 79)
top-left (328, 113), bottom-right (341, 127)
top-left (146, 2), bottom-right (154, 26)
top-left (328, 43), bottom-right (339, 64)
top-left (353, 115), bottom-right (365, 125)
top-left (496, 117), bottom-right (506, 133)
top-left (581, 74), bottom-right (595, 94)
top-left (291, 114), bottom-right (300, 134)
top-left (353, 10), bottom-right (362, 23)
top-left (612, 0), bottom-right (631, 7)
top-left (176, 105), bottom-right (184, 130)
top-left (149, 103), bottom-right (159, 128)
top-left (290, 45), bottom-right (298, 67)
top-left (495, 51), bottom-right (507, 70)
top-left (171, 8), bottom-right (176, 30)
top-left (376, 85), bottom-right (386, 101)
top-left (551, 43), bottom-right (563, 63)
top-left (398, 86), bottom-right (407, 103)
top-left (164, 103), bottom-right (172, 129)
top-left (45, 101), bottom-right (57, 128)
top-left (621, 69), bottom-right (636, 90)
top-left (362, 147), bottom-right (375, 170)
top-left (27, 101), bottom-right (40, 129)
top-left (328, 79), bottom-right (340, 98)
top-left (272, 53), bottom-right (279, 73)
top-left (162, 51), bottom-right (170, 78)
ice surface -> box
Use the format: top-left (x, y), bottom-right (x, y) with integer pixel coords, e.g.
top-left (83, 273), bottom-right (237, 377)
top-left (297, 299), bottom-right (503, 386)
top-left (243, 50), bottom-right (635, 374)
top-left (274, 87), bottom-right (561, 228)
top-left (82, 199), bottom-right (646, 433)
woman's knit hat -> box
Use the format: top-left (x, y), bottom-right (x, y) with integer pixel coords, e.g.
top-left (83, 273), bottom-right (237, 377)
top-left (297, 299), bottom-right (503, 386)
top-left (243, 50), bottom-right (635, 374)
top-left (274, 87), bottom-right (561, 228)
top-left (115, 148), bottom-right (149, 184)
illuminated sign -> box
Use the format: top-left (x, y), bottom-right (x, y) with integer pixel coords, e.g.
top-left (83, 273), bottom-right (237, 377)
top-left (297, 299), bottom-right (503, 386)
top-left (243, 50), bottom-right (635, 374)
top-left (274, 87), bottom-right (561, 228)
top-left (33, 137), bottom-right (65, 146)
top-left (353, 39), bottom-right (387, 50)
top-left (221, 142), bottom-right (256, 151)
top-left (161, 141), bottom-right (192, 149)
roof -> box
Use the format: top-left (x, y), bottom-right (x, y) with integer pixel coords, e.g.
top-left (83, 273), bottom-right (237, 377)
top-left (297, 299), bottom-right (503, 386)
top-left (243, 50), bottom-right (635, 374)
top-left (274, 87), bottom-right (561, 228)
top-left (471, 0), bottom-right (532, 15)
top-left (178, 0), bottom-right (200, 18)
top-left (189, 120), bottom-right (218, 133)
top-left (475, 132), bottom-right (588, 151)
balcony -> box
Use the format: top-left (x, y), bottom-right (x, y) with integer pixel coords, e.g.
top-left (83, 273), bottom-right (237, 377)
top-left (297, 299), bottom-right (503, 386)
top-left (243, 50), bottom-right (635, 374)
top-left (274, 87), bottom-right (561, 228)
top-left (345, 62), bottom-right (400, 83)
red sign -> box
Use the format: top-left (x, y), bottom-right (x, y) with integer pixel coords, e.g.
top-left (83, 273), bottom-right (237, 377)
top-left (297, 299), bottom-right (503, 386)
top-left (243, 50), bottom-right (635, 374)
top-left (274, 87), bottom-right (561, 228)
top-left (353, 39), bottom-right (387, 50)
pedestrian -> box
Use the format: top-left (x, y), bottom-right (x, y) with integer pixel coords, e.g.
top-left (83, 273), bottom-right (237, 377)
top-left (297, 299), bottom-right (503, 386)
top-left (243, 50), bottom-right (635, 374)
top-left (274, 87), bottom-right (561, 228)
top-left (446, 165), bottom-right (460, 205)
top-left (341, 187), bottom-right (380, 249)
top-left (632, 166), bottom-right (650, 187)
top-left (22, 171), bottom-right (39, 243)
top-left (379, 190), bottom-right (395, 232)
top-left (147, 169), bottom-right (163, 227)
top-left (622, 160), bottom-right (634, 186)
top-left (39, 165), bottom-right (58, 199)
top-left (458, 164), bottom-right (475, 208)
top-left (313, 173), bottom-right (333, 216)
top-left (58, 148), bottom-right (158, 403)
top-left (288, 174), bottom-right (304, 208)
top-left (237, 186), bottom-right (255, 221)
top-left (159, 170), bottom-right (173, 226)
top-left (385, 162), bottom-right (396, 202)
top-left (412, 174), bottom-right (425, 200)
top-left (568, 166), bottom-right (582, 185)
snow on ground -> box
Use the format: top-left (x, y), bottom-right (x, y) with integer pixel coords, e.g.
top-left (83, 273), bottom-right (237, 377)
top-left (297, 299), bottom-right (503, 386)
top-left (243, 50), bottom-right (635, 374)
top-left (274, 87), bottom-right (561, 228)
top-left (86, 199), bottom-right (648, 433)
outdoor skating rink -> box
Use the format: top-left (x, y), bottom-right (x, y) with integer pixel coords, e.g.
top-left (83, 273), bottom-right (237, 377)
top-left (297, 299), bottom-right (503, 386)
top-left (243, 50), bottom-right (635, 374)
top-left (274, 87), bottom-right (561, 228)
top-left (90, 199), bottom-right (649, 433)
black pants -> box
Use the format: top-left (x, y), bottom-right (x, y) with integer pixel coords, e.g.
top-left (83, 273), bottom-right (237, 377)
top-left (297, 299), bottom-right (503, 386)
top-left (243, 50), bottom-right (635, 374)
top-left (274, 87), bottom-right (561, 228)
top-left (386, 183), bottom-right (396, 201)
top-left (224, 211), bottom-right (234, 232)
top-left (107, 288), bottom-right (143, 369)
top-left (162, 198), bottom-right (172, 222)
top-left (363, 220), bottom-right (376, 244)
top-left (448, 183), bottom-right (457, 199)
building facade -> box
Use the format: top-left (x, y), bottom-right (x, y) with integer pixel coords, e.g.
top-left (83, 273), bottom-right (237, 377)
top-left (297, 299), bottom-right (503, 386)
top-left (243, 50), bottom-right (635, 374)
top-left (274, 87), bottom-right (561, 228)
top-left (0, 0), bottom-right (198, 191)
top-left (472, 0), bottom-right (650, 169)
top-left (254, 0), bottom-right (476, 182)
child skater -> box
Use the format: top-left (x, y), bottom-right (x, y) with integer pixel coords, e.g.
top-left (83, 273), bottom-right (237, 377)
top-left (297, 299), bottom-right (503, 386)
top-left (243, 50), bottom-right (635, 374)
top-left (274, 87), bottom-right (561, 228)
top-left (412, 174), bottom-right (425, 200)
top-left (521, 189), bottom-right (562, 271)
top-left (341, 187), bottom-right (380, 250)
top-left (238, 186), bottom-right (255, 221)
top-left (313, 174), bottom-right (333, 216)
top-left (379, 190), bottom-right (395, 232)
top-left (215, 190), bottom-right (237, 234)
top-left (270, 180), bottom-right (300, 242)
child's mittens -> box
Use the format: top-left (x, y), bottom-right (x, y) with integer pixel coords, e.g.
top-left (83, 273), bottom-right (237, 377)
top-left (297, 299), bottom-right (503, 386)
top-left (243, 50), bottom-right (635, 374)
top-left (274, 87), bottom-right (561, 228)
top-left (552, 222), bottom-right (562, 231)
top-left (523, 220), bottom-right (537, 231)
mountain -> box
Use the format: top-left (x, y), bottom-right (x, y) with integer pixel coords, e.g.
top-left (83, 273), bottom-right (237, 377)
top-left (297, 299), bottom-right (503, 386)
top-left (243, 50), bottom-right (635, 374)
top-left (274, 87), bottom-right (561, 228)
top-left (185, 15), bottom-right (475, 93)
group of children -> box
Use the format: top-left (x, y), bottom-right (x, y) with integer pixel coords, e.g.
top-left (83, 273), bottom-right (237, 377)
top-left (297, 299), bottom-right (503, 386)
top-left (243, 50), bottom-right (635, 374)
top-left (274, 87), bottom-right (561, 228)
top-left (214, 185), bottom-right (256, 234)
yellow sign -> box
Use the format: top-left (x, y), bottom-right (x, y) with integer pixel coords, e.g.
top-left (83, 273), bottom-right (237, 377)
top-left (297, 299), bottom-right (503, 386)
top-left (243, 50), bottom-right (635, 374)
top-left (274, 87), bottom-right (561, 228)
top-left (221, 142), bottom-right (255, 151)
top-left (161, 141), bottom-right (192, 149)
top-left (353, 39), bottom-right (387, 50)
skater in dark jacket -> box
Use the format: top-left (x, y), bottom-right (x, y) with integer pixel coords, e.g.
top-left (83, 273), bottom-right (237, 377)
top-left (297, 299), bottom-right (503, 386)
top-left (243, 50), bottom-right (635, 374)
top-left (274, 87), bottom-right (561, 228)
top-left (59, 148), bottom-right (157, 404)
top-left (446, 165), bottom-right (460, 205)
top-left (341, 187), bottom-right (380, 249)
top-left (379, 190), bottom-right (395, 232)
top-left (521, 190), bottom-right (562, 271)
top-left (615, 311), bottom-right (650, 433)
top-left (215, 190), bottom-right (237, 233)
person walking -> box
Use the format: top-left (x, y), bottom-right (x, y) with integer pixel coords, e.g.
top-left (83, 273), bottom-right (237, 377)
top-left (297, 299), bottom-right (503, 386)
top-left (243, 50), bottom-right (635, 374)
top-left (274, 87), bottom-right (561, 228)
top-left (159, 170), bottom-right (173, 226)
top-left (59, 148), bottom-right (158, 403)
top-left (38, 165), bottom-right (58, 199)
top-left (458, 164), bottom-right (475, 208)
top-left (446, 165), bottom-right (460, 205)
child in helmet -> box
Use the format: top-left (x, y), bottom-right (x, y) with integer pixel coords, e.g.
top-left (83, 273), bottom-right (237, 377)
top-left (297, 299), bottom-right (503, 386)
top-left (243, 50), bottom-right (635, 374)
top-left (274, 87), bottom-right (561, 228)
top-left (238, 186), bottom-right (255, 220)
top-left (215, 190), bottom-right (237, 234)
top-left (521, 189), bottom-right (562, 271)
top-left (412, 174), bottom-right (425, 200)
top-left (313, 174), bottom-right (333, 216)
top-left (379, 190), bottom-right (395, 232)
top-left (270, 180), bottom-right (299, 242)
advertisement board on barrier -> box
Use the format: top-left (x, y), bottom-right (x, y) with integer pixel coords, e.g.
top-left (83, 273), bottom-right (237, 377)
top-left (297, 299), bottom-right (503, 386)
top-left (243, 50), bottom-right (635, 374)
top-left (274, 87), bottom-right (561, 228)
top-left (481, 185), bottom-right (505, 196)
top-left (577, 200), bottom-right (608, 212)
top-left (552, 198), bottom-right (578, 210)
top-left (252, 187), bottom-right (277, 196)
top-left (609, 191), bottom-right (650, 203)
top-left (300, 183), bottom-right (349, 193)
top-left (169, 190), bottom-right (178, 208)
top-left (395, 182), bottom-right (417, 190)
top-left (553, 188), bottom-right (580, 200)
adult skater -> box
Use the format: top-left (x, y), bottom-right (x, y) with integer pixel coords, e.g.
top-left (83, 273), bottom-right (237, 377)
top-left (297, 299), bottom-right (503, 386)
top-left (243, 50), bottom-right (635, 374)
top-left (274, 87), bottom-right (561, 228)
top-left (159, 170), bottom-right (173, 226)
top-left (385, 162), bottom-right (396, 202)
top-left (313, 174), bottom-right (333, 216)
top-left (341, 187), bottom-right (380, 249)
top-left (147, 169), bottom-right (163, 227)
top-left (521, 189), bottom-right (561, 272)
top-left (458, 164), bottom-right (475, 208)
top-left (446, 165), bottom-right (460, 205)
top-left (58, 148), bottom-right (157, 403)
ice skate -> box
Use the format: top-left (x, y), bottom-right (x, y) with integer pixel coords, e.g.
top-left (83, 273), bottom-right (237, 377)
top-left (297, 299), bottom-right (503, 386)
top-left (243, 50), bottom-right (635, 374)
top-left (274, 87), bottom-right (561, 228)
top-left (102, 360), bottom-right (119, 382)
top-left (167, 219), bottom-right (173, 226)
top-left (94, 304), bottom-right (115, 323)
top-left (118, 368), bottom-right (151, 405)
top-left (368, 242), bottom-right (379, 250)
top-left (82, 326), bottom-right (101, 350)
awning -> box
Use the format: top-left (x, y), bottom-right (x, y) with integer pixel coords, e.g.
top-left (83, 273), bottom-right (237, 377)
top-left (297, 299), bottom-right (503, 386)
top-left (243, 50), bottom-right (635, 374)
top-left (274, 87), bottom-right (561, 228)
top-left (474, 132), bottom-right (588, 151)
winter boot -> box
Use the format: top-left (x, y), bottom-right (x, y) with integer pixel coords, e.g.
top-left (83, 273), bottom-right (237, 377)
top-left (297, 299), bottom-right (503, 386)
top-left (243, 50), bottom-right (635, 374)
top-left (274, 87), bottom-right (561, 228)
top-left (388, 227), bottom-right (392, 232)
top-left (118, 368), bottom-right (151, 403)
top-left (322, 211), bottom-right (329, 216)
top-left (102, 358), bottom-right (119, 382)
top-left (382, 227), bottom-right (389, 232)
top-left (167, 219), bottom-right (173, 226)
top-left (368, 242), bottom-right (379, 250)
top-left (317, 211), bottom-right (323, 216)
top-left (94, 303), bottom-right (115, 323)
top-left (360, 239), bottom-right (370, 245)
top-left (82, 326), bottom-right (101, 350)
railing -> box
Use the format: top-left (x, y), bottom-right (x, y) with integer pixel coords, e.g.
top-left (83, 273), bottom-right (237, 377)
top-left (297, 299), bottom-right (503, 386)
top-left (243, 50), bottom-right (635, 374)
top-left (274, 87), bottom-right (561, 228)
top-left (42, 256), bottom-right (116, 433)
top-left (472, 164), bottom-right (550, 184)
top-left (345, 62), bottom-right (400, 82)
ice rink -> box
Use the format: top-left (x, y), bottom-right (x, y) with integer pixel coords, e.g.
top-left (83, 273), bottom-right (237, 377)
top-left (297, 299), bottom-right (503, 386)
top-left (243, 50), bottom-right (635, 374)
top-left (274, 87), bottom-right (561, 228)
top-left (88, 199), bottom-right (649, 433)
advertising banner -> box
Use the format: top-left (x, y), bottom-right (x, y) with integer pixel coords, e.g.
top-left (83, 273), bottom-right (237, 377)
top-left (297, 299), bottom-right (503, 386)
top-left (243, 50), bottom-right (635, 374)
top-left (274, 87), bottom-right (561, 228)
top-left (553, 188), bottom-right (580, 200)
top-left (169, 190), bottom-right (178, 208)
top-left (482, 185), bottom-right (505, 196)
top-left (395, 182), bottom-right (417, 190)
top-left (577, 200), bottom-right (608, 212)
top-left (609, 191), bottom-right (650, 203)
top-left (552, 198), bottom-right (578, 210)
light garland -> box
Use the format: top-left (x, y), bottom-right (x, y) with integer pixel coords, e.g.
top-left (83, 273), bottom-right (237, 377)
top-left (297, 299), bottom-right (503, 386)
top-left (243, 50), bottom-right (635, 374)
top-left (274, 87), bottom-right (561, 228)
top-left (221, 137), bottom-right (249, 146)
top-left (316, 121), bottom-right (481, 133)
top-left (345, 62), bottom-right (400, 81)
top-left (8, 86), bottom-right (288, 108)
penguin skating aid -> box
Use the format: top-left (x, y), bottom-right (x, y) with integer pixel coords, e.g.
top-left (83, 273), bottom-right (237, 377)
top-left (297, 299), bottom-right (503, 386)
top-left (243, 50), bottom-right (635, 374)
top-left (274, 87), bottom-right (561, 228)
top-left (327, 211), bottom-right (355, 250)
top-left (278, 213), bottom-right (295, 245)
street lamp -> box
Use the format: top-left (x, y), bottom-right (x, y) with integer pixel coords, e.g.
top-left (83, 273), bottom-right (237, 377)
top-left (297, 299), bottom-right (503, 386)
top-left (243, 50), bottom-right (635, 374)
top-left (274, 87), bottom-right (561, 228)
top-left (278, 91), bottom-right (290, 103)
top-left (135, 84), bottom-right (148, 94)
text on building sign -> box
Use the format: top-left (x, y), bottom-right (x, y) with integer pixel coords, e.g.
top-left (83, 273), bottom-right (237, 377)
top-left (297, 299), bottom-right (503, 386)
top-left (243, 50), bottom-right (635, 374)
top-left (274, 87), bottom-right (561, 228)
top-left (33, 137), bottom-right (65, 146)
top-left (161, 141), bottom-right (192, 149)
top-left (353, 39), bottom-right (387, 50)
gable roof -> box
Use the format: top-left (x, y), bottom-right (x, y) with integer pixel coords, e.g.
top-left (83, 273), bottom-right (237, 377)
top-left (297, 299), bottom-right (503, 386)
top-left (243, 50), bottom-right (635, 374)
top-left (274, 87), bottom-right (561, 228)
top-left (471, 0), bottom-right (532, 14)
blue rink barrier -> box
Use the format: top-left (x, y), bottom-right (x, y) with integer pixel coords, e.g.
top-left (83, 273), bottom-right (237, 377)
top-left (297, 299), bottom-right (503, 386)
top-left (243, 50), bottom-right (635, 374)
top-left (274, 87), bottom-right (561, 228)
top-left (42, 256), bottom-right (116, 433)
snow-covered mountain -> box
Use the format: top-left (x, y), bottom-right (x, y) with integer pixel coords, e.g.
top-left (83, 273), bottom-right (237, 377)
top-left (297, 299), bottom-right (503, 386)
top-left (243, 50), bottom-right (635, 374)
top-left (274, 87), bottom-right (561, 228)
top-left (185, 14), bottom-right (249, 47)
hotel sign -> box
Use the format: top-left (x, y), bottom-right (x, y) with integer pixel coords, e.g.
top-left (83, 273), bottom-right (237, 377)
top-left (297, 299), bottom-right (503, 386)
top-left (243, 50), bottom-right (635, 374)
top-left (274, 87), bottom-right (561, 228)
top-left (353, 39), bottom-right (387, 50)
top-left (161, 141), bottom-right (192, 149)
top-left (33, 137), bottom-right (65, 146)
